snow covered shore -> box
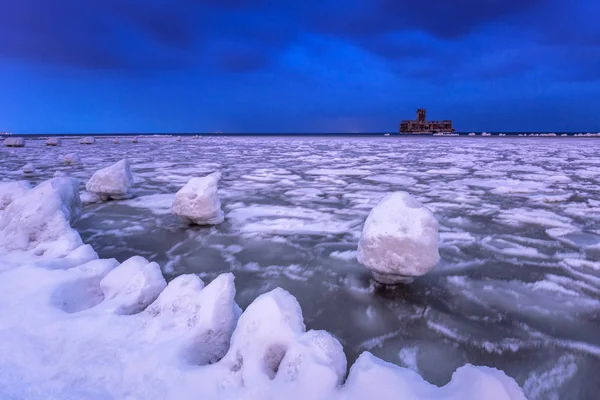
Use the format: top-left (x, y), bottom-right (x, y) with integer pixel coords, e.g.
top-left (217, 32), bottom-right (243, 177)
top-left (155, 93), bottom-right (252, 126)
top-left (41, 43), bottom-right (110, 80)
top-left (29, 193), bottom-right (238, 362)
top-left (0, 176), bottom-right (526, 399)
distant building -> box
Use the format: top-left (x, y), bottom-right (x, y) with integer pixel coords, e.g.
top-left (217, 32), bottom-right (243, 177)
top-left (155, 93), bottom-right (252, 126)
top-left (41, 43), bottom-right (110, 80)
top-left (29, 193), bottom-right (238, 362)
top-left (399, 109), bottom-right (454, 134)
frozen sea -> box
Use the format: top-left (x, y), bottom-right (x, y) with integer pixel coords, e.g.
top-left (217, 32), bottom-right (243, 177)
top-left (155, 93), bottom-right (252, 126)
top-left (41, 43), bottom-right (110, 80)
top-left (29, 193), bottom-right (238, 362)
top-left (2, 135), bottom-right (600, 399)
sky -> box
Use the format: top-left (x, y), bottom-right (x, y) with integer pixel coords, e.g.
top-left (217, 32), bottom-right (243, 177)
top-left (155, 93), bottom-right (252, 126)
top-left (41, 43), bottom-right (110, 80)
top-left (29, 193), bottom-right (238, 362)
top-left (0, 0), bottom-right (599, 133)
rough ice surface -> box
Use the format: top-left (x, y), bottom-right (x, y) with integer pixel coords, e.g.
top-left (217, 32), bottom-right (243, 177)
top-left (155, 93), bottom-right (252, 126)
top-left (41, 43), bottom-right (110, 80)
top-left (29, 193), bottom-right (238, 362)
top-left (3, 137), bottom-right (25, 147)
top-left (172, 172), bottom-right (224, 225)
top-left (1, 136), bottom-right (599, 399)
top-left (357, 192), bottom-right (440, 284)
top-left (86, 159), bottom-right (134, 200)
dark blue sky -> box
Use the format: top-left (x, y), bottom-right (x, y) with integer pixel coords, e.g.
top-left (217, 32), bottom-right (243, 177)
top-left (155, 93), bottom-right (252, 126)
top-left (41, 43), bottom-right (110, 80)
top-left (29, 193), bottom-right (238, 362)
top-left (1, 0), bottom-right (599, 133)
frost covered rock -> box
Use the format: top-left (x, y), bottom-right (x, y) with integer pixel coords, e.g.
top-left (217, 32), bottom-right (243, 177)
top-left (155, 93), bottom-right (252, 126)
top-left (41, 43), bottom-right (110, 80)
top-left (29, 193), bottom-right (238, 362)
top-left (0, 177), bottom-right (82, 257)
top-left (172, 172), bottom-right (224, 225)
top-left (3, 137), bottom-right (25, 147)
top-left (80, 137), bottom-right (95, 144)
top-left (46, 137), bottom-right (61, 146)
top-left (357, 192), bottom-right (439, 284)
top-left (146, 273), bottom-right (240, 365)
top-left (63, 153), bottom-right (81, 165)
top-left (0, 181), bottom-right (31, 210)
top-left (86, 159), bottom-right (134, 200)
top-left (100, 255), bottom-right (166, 315)
top-left (21, 163), bottom-right (36, 175)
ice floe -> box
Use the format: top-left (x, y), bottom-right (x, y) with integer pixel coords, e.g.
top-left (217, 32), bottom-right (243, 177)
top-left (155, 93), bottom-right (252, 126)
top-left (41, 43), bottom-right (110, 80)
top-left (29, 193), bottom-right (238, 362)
top-left (3, 137), bottom-right (25, 147)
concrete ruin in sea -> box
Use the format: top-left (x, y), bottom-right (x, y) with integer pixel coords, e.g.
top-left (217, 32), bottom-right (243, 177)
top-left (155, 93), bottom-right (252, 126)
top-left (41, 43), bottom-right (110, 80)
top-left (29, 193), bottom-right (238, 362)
top-left (400, 109), bottom-right (454, 134)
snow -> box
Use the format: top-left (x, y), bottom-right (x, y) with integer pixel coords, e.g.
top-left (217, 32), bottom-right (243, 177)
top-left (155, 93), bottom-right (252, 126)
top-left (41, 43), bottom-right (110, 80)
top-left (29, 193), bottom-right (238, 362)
top-left (3, 137), bottom-right (25, 147)
top-left (62, 152), bottom-right (81, 165)
top-left (121, 193), bottom-right (176, 215)
top-left (0, 180), bottom-right (31, 210)
top-left (341, 352), bottom-right (525, 400)
top-left (172, 172), bottom-right (225, 225)
top-left (357, 192), bottom-right (440, 284)
top-left (330, 250), bottom-right (358, 261)
top-left (100, 256), bottom-right (167, 315)
top-left (86, 159), bottom-right (134, 200)
top-left (0, 176), bottom-right (83, 258)
top-left (46, 137), bottom-right (61, 146)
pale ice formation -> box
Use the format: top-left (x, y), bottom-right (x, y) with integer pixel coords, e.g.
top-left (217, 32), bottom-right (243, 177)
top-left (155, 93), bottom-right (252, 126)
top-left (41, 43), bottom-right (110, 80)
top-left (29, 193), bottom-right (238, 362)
top-left (85, 159), bottom-right (134, 201)
top-left (0, 176), bottom-right (83, 258)
top-left (62, 152), bottom-right (81, 165)
top-left (46, 137), bottom-right (61, 146)
top-left (21, 163), bottom-right (36, 175)
top-left (357, 192), bottom-right (440, 284)
top-left (3, 137), bottom-right (25, 147)
top-left (172, 172), bottom-right (224, 225)
top-left (0, 180), bottom-right (31, 210)
top-left (132, 136), bottom-right (138, 143)
top-left (113, 138), bottom-right (119, 144)
top-left (80, 136), bottom-right (95, 144)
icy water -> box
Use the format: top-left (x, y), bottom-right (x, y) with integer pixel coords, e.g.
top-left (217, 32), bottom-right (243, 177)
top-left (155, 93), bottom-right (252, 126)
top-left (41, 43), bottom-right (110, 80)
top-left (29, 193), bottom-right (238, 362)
top-left (3, 136), bottom-right (600, 399)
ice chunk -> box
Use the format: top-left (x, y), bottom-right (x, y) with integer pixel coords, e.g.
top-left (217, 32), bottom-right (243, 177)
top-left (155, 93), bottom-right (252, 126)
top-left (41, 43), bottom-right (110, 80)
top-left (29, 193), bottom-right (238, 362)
top-left (342, 352), bottom-right (526, 400)
top-left (21, 163), bottom-right (36, 175)
top-left (62, 153), bottom-right (81, 165)
top-left (79, 136), bottom-right (95, 144)
top-left (113, 138), bottom-right (119, 144)
top-left (220, 288), bottom-right (305, 386)
top-left (172, 172), bottom-right (224, 225)
top-left (0, 177), bottom-right (82, 257)
top-left (100, 255), bottom-right (166, 315)
top-left (86, 159), bottom-right (134, 201)
top-left (45, 137), bottom-right (61, 146)
top-left (357, 192), bottom-right (440, 284)
top-left (274, 330), bottom-right (347, 399)
top-left (147, 273), bottom-right (240, 365)
top-left (3, 137), bottom-right (25, 147)
top-left (132, 136), bottom-right (138, 143)
top-left (0, 181), bottom-right (31, 210)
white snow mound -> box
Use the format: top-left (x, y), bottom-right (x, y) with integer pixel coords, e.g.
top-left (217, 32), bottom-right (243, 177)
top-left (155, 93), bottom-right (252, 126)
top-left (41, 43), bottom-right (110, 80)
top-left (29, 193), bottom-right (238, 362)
top-left (0, 181), bottom-right (31, 210)
top-left (357, 192), bottom-right (440, 284)
top-left (86, 159), bottom-right (134, 200)
top-left (0, 176), bottom-right (83, 258)
top-left (172, 172), bottom-right (224, 225)
top-left (100, 255), bottom-right (167, 315)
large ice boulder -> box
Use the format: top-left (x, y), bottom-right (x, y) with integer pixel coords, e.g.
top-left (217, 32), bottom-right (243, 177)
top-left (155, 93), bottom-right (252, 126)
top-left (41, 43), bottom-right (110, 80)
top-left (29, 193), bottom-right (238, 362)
top-left (80, 137), bottom-right (95, 144)
top-left (63, 153), bottom-right (81, 165)
top-left (0, 176), bottom-right (82, 257)
top-left (3, 137), bottom-right (25, 147)
top-left (357, 192), bottom-right (439, 284)
top-left (0, 181), bottom-right (31, 210)
top-left (46, 137), bottom-right (61, 146)
top-left (172, 172), bottom-right (224, 225)
top-left (100, 256), bottom-right (166, 315)
top-left (86, 159), bottom-right (134, 201)
top-left (132, 136), bottom-right (138, 143)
